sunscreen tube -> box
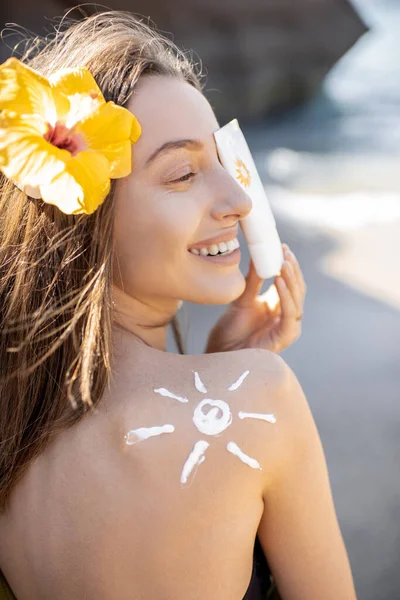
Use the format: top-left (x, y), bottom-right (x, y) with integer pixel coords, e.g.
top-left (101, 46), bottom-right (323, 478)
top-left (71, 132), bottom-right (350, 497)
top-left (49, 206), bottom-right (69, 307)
top-left (213, 119), bottom-right (283, 279)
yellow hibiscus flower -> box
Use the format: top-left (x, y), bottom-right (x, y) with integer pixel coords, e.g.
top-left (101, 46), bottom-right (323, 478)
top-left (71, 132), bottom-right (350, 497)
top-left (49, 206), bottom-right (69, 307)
top-left (0, 57), bottom-right (141, 215)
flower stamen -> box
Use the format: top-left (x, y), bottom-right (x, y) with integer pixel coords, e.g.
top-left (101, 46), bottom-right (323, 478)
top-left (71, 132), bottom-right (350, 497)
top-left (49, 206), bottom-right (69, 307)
top-left (43, 121), bottom-right (87, 156)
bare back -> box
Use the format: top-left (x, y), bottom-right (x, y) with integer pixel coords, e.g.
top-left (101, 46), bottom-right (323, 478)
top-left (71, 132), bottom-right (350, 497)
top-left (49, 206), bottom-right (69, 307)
top-left (0, 341), bottom-right (285, 600)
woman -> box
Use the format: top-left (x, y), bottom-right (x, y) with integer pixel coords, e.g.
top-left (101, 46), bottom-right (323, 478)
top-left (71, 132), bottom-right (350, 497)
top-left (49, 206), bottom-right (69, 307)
top-left (0, 11), bottom-right (357, 600)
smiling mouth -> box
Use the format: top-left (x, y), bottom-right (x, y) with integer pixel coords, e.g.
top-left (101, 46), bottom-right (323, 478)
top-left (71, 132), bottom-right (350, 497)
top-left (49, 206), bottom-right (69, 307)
top-left (187, 238), bottom-right (241, 267)
top-left (188, 237), bottom-right (240, 257)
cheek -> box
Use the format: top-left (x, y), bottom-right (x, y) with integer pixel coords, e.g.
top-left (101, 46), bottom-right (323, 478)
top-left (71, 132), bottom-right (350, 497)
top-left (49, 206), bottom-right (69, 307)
top-left (113, 184), bottom-right (202, 287)
top-left (116, 201), bottom-right (197, 253)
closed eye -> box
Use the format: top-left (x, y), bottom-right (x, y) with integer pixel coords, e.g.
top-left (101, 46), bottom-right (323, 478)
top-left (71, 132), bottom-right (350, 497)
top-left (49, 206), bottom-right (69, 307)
top-left (173, 172), bottom-right (197, 183)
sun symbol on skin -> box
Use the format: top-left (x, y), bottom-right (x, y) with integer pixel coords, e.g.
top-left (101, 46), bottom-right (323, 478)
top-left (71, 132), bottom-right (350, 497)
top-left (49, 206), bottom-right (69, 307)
top-left (124, 370), bottom-right (276, 485)
top-left (235, 158), bottom-right (251, 188)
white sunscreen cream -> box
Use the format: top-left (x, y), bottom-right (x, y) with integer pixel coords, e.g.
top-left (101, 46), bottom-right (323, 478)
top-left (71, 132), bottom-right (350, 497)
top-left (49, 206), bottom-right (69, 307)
top-left (193, 399), bottom-right (233, 436)
top-left (154, 387), bottom-right (189, 403)
top-left (125, 424), bottom-right (175, 445)
top-left (125, 369), bottom-right (276, 485)
top-left (213, 119), bottom-right (284, 279)
top-left (226, 441), bottom-right (262, 470)
top-left (193, 371), bottom-right (208, 394)
top-left (238, 411), bottom-right (276, 424)
top-left (228, 370), bottom-right (250, 391)
top-left (181, 440), bottom-right (210, 484)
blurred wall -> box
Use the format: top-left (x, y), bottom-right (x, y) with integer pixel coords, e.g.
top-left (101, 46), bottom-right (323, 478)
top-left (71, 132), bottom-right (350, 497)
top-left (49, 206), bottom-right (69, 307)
top-left (0, 0), bottom-right (366, 120)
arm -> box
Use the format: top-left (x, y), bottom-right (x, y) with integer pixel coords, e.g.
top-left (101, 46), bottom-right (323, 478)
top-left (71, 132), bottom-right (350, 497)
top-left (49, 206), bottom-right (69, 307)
top-left (257, 360), bottom-right (357, 600)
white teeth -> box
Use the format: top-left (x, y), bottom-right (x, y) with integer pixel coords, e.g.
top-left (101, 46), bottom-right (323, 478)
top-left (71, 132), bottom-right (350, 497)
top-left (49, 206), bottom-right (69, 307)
top-left (208, 244), bottom-right (219, 256)
top-left (189, 237), bottom-right (240, 256)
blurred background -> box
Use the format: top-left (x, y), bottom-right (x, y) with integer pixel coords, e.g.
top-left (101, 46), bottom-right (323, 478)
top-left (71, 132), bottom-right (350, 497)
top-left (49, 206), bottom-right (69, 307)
top-left (1, 1), bottom-right (399, 599)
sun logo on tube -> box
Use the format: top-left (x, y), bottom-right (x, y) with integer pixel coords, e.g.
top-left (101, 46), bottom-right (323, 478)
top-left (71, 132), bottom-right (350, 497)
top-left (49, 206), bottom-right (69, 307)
top-left (234, 158), bottom-right (251, 188)
top-left (124, 370), bottom-right (276, 486)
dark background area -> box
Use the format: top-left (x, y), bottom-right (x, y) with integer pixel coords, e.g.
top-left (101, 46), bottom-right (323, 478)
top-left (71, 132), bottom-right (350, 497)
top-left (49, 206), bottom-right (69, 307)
top-left (0, 0), bottom-right (366, 121)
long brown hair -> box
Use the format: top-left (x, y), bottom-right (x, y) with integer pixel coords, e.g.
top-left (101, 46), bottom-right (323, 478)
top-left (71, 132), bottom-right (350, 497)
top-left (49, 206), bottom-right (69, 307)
top-left (0, 10), bottom-right (201, 511)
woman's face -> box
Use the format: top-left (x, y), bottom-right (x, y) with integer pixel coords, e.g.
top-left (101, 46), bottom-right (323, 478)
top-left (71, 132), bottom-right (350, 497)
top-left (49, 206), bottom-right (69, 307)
top-left (113, 75), bottom-right (252, 307)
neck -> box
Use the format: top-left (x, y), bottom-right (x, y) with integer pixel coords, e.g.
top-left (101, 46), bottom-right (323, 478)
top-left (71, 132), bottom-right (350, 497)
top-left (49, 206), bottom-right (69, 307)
top-left (111, 284), bottom-right (180, 352)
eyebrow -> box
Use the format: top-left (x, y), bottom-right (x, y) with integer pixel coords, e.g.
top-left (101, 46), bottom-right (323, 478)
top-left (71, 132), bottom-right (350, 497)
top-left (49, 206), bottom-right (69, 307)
top-left (145, 139), bottom-right (204, 166)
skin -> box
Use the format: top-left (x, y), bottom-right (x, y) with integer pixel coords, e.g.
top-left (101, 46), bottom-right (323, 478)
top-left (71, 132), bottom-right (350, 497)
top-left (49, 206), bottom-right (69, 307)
top-left (111, 75), bottom-right (306, 354)
top-left (111, 76), bottom-right (356, 599)
top-left (112, 75), bottom-right (251, 350)
top-left (0, 75), bottom-right (357, 600)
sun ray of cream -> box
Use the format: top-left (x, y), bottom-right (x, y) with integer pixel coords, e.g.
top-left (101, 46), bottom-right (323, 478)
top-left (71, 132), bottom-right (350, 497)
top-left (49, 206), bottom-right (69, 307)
top-left (181, 440), bottom-right (209, 484)
top-left (226, 441), bottom-right (262, 470)
top-left (122, 371), bottom-right (276, 484)
top-left (125, 424), bottom-right (175, 446)
top-left (238, 411), bottom-right (276, 424)
top-left (228, 370), bottom-right (250, 391)
top-left (193, 371), bottom-right (207, 394)
top-left (154, 388), bottom-right (188, 403)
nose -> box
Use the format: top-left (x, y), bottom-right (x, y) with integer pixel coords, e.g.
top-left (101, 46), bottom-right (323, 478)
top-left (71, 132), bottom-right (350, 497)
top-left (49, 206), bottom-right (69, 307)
top-left (210, 165), bottom-right (253, 223)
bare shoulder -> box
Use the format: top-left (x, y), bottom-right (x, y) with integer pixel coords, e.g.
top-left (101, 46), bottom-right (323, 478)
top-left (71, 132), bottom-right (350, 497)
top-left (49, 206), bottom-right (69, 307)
top-left (201, 348), bottom-right (316, 484)
top-left (175, 347), bottom-right (290, 427)
top-left (180, 346), bottom-right (306, 431)
top-left (222, 347), bottom-right (312, 422)
top-left (184, 347), bottom-right (288, 393)
top-left (184, 348), bottom-right (305, 470)
top-left (100, 345), bottom-right (311, 493)
top-left (197, 347), bottom-right (302, 412)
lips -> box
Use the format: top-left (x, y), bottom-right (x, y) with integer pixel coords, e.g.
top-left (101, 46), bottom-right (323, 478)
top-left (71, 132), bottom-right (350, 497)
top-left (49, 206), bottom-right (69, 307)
top-left (189, 246), bottom-right (241, 266)
top-left (188, 227), bottom-right (239, 251)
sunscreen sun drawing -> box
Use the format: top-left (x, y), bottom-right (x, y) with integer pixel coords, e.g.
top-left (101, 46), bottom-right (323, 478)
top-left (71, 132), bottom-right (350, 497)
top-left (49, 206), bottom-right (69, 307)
top-left (124, 370), bottom-right (276, 485)
top-left (234, 158), bottom-right (251, 188)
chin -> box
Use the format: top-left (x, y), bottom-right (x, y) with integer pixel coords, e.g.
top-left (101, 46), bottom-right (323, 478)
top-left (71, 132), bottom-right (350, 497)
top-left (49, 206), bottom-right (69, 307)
top-left (190, 271), bottom-right (246, 305)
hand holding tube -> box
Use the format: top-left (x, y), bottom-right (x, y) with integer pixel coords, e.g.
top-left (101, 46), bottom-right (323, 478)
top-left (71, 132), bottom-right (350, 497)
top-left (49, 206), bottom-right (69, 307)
top-left (205, 244), bottom-right (306, 354)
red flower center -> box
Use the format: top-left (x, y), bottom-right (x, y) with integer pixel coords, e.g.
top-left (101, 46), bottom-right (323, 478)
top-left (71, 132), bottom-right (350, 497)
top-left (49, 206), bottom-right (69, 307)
top-left (43, 122), bottom-right (86, 156)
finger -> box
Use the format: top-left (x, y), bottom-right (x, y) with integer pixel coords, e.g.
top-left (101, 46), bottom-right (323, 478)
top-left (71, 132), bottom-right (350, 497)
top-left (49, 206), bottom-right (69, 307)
top-left (235, 259), bottom-right (264, 307)
top-left (283, 244), bottom-right (306, 296)
top-left (280, 260), bottom-right (303, 315)
top-left (275, 275), bottom-right (301, 339)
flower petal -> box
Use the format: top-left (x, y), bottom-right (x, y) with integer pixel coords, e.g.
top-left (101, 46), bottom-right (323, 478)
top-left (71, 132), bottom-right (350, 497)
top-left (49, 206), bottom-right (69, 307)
top-left (0, 113), bottom-right (68, 186)
top-left (39, 151), bottom-right (111, 215)
top-left (75, 101), bottom-right (141, 178)
top-left (130, 116), bottom-right (142, 144)
top-left (0, 57), bottom-right (60, 124)
top-left (14, 182), bottom-right (43, 199)
top-left (49, 67), bottom-right (106, 128)
top-left (89, 140), bottom-right (132, 178)
top-left (49, 67), bottom-right (104, 102)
